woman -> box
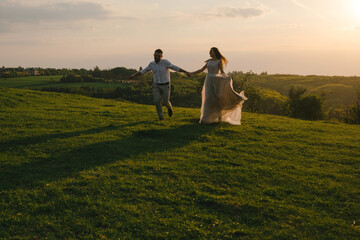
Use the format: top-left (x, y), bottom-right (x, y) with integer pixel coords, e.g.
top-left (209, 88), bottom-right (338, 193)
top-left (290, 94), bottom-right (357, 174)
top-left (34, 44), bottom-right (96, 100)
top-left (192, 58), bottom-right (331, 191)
top-left (191, 47), bottom-right (247, 125)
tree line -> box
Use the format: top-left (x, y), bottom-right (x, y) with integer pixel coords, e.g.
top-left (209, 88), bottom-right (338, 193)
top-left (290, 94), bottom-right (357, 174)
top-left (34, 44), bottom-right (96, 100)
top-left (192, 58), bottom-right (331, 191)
top-left (0, 66), bottom-right (77, 78)
top-left (0, 66), bottom-right (138, 79)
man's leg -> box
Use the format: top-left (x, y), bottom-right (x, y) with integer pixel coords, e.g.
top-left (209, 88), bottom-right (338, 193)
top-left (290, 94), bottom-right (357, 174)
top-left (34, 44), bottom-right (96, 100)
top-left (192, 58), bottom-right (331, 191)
top-left (161, 84), bottom-right (173, 117)
top-left (153, 83), bottom-right (164, 120)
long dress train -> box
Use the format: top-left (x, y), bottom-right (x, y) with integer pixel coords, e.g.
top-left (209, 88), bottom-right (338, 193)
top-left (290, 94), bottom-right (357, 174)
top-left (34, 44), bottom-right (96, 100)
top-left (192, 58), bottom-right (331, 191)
top-left (200, 59), bottom-right (247, 125)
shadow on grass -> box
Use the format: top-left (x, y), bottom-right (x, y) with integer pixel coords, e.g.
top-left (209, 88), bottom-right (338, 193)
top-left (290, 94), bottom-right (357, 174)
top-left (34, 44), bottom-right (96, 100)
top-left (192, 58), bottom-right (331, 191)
top-left (196, 195), bottom-right (276, 226)
top-left (0, 121), bottom-right (151, 153)
top-left (0, 122), bottom-right (212, 191)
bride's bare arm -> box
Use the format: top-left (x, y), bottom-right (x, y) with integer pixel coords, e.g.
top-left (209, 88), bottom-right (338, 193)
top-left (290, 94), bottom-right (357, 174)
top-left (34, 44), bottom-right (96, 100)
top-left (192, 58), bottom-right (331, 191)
top-left (218, 61), bottom-right (226, 74)
top-left (190, 63), bottom-right (207, 75)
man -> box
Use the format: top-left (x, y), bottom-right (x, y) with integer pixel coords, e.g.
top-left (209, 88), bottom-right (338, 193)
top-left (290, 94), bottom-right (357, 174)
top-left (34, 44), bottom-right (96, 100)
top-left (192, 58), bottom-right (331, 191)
top-left (128, 49), bottom-right (191, 120)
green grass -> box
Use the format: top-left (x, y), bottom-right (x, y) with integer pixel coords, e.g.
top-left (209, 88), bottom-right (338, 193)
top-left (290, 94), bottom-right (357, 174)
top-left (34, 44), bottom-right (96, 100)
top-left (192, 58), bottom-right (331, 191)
top-left (1, 87), bottom-right (360, 239)
top-left (0, 76), bottom-right (127, 90)
top-left (0, 76), bottom-right (63, 88)
top-left (308, 84), bottom-right (357, 106)
top-left (39, 81), bottom-right (127, 90)
top-left (250, 74), bottom-right (360, 105)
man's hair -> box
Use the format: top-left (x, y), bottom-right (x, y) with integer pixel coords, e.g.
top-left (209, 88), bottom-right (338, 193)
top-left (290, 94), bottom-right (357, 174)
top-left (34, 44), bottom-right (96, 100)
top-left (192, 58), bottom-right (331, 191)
top-left (154, 49), bottom-right (163, 54)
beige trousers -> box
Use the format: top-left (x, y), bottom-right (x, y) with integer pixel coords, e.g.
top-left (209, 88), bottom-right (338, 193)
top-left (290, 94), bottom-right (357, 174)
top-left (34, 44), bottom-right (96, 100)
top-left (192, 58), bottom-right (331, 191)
top-left (153, 83), bottom-right (172, 119)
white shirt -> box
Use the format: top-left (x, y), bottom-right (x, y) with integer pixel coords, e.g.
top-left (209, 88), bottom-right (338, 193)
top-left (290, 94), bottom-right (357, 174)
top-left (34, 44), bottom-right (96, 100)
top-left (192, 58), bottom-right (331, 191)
top-left (140, 59), bottom-right (180, 84)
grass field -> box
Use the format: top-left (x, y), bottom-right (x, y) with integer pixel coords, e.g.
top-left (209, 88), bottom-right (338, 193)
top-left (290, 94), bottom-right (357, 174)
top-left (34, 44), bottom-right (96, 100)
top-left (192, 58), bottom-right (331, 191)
top-left (249, 74), bottom-right (360, 106)
top-left (1, 87), bottom-right (360, 239)
top-left (0, 76), bottom-right (63, 88)
top-left (0, 76), bottom-right (127, 90)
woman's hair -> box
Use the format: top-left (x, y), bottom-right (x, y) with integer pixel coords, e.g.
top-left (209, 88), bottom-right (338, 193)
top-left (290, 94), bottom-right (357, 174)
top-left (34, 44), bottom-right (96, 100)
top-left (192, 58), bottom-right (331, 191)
top-left (211, 47), bottom-right (228, 67)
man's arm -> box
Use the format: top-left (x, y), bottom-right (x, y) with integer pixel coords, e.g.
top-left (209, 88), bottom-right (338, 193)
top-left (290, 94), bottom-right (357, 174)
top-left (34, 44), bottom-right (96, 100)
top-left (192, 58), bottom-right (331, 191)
top-left (165, 60), bottom-right (191, 77)
top-left (128, 63), bottom-right (151, 79)
top-left (128, 71), bottom-right (142, 79)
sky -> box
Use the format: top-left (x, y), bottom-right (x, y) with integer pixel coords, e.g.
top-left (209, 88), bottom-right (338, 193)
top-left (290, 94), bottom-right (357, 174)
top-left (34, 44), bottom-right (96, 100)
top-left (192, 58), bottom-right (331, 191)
top-left (1, 0), bottom-right (360, 76)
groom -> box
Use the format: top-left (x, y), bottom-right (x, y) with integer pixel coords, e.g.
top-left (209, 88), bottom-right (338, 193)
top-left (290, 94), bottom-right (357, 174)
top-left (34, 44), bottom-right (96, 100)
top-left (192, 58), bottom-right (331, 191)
top-left (128, 49), bottom-right (191, 120)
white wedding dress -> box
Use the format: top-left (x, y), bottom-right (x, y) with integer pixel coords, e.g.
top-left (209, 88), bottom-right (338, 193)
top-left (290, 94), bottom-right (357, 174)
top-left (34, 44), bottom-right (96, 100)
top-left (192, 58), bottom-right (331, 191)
top-left (200, 59), bottom-right (247, 125)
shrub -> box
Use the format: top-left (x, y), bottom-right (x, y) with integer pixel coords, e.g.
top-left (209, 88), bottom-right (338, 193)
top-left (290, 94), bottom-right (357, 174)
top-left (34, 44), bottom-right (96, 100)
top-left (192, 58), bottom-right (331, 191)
top-left (60, 74), bottom-right (103, 83)
top-left (287, 86), bottom-right (325, 120)
top-left (296, 95), bottom-right (325, 120)
top-left (343, 90), bottom-right (360, 124)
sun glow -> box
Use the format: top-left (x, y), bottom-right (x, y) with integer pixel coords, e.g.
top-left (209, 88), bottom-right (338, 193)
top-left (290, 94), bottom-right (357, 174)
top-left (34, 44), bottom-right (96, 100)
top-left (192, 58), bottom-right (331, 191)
top-left (350, 0), bottom-right (360, 18)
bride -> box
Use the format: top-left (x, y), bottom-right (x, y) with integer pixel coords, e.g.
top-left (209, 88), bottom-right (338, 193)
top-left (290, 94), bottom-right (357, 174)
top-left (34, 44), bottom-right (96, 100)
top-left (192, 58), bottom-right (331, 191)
top-left (191, 47), bottom-right (247, 125)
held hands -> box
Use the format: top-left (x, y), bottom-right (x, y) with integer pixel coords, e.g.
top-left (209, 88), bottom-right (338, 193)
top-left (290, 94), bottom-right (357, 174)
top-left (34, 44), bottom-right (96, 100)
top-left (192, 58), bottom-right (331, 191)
top-left (179, 68), bottom-right (192, 77)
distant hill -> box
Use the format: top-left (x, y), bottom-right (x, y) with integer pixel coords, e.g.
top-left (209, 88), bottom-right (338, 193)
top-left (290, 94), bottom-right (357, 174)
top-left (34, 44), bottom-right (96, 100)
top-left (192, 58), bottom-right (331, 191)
top-left (246, 74), bottom-right (360, 105)
top-left (1, 87), bottom-right (359, 239)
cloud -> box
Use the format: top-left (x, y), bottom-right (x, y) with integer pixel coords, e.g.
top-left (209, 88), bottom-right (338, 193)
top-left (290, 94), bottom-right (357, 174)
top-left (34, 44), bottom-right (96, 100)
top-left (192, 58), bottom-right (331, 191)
top-left (205, 6), bottom-right (265, 19)
top-left (170, 5), bottom-right (267, 24)
top-left (342, 25), bottom-right (360, 32)
top-left (0, 1), bottom-right (138, 33)
top-left (0, 22), bottom-right (11, 33)
top-left (0, 1), bottom-right (112, 24)
top-left (289, 0), bottom-right (325, 19)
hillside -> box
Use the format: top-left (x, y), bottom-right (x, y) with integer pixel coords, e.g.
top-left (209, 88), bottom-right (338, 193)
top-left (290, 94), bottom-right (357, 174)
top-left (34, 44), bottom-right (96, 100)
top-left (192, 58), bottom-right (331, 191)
top-left (1, 87), bottom-right (360, 239)
top-left (0, 75), bottom-right (127, 90)
top-left (248, 74), bottom-right (360, 106)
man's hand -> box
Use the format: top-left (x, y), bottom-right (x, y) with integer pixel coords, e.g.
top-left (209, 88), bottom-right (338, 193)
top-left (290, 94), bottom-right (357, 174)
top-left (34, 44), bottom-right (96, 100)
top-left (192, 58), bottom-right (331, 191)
top-left (179, 68), bottom-right (192, 77)
top-left (128, 72), bottom-right (141, 80)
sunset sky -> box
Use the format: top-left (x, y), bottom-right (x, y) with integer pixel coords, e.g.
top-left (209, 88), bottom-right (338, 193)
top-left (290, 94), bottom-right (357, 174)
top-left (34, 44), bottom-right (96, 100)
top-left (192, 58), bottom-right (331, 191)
top-left (1, 0), bottom-right (360, 76)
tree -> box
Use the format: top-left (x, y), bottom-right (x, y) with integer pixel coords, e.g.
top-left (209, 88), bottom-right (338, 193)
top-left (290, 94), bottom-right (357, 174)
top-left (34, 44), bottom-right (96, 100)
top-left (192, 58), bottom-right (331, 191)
top-left (287, 86), bottom-right (307, 117)
top-left (229, 71), bottom-right (262, 113)
top-left (344, 90), bottom-right (360, 124)
top-left (92, 66), bottom-right (101, 78)
top-left (287, 86), bottom-right (325, 120)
